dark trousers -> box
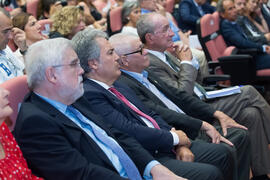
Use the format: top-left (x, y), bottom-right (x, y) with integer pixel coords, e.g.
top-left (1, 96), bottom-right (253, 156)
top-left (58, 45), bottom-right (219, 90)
top-left (198, 125), bottom-right (251, 180)
top-left (155, 140), bottom-right (235, 180)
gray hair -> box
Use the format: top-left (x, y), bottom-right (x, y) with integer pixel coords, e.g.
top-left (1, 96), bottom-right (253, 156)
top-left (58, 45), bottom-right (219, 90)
top-left (25, 38), bottom-right (72, 89)
top-left (122, 1), bottom-right (139, 25)
top-left (217, 0), bottom-right (229, 13)
top-left (109, 33), bottom-right (139, 55)
top-left (136, 12), bottom-right (158, 44)
top-left (71, 27), bottom-right (108, 74)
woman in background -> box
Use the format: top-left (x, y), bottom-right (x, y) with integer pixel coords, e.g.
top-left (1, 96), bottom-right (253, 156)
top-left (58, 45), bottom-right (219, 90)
top-left (12, 12), bottom-right (48, 62)
top-left (121, 1), bottom-right (140, 36)
top-left (49, 6), bottom-right (86, 39)
top-left (0, 87), bottom-right (43, 179)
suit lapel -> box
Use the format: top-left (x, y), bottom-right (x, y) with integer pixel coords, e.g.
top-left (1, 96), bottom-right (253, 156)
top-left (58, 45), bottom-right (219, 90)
top-left (29, 92), bottom-right (117, 170)
top-left (84, 79), bottom-right (149, 126)
top-left (120, 72), bottom-right (167, 107)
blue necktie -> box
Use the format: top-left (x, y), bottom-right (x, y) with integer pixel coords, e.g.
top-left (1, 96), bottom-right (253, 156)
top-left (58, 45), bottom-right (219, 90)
top-left (66, 106), bottom-right (142, 180)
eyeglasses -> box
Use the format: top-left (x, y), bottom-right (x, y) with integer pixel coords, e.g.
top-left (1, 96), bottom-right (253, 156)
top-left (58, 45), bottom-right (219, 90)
top-left (123, 45), bottom-right (144, 56)
top-left (52, 61), bottom-right (81, 68)
top-left (153, 25), bottom-right (171, 35)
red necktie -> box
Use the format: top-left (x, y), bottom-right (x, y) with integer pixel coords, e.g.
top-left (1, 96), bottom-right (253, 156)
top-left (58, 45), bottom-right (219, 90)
top-left (109, 87), bottom-right (160, 129)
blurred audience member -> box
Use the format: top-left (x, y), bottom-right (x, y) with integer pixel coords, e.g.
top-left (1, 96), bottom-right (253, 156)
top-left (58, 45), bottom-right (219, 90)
top-left (178, 0), bottom-right (216, 34)
top-left (235, 0), bottom-right (270, 44)
top-left (49, 6), bottom-right (86, 39)
top-left (37, 0), bottom-right (62, 20)
top-left (12, 12), bottom-right (48, 61)
top-left (0, 8), bottom-right (25, 83)
top-left (260, 0), bottom-right (270, 30)
top-left (77, 0), bottom-right (107, 30)
top-left (121, 1), bottom-right (140, 36)
top-left (0, 87), bottom-right (43, 179)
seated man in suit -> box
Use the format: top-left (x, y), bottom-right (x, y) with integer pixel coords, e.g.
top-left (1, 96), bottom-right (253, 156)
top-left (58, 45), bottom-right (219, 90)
top-left (109, 32), bottom-right (253, 180)
top-left (137, 12), bottom-right (270, 179)
top-left (71, 27), bottom-right (247, 180)
top-left (138, 0), bottom-right (209, 83)
top-left (13, 38), bottom-right (186, 180)
top-left (178, 0), bottom-right (216, 34)
top-left (217, 0), bottom-right (270, 70)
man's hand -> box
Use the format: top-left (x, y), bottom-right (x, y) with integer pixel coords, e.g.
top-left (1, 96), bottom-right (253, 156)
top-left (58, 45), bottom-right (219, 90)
top-left (155, 3), bottom-right (166, 16)
top-left (171, 128), bottom-right (191, 147)
top-left (265, 45), bottom-right (270, 54)
top-left (178, 30), bottom-right (191, 46)
top-left (175, 146), bottom-right (194, 162)
top-left (12, 28), bottom-right (27, 52)
top-left (201, 121), bottom-right (233, 146)
top-left (172, 42), bottom-right (193, 61)
top-left (213, 111), bottom-right (248, 136)
top-left (151, 164), bottom-right (188, 180)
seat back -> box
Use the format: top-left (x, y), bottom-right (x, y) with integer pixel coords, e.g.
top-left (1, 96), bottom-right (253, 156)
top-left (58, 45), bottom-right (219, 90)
top-left (0, 76), bottom-right (29, 131)
top-left (197, 12), bottom-right (235, 62)
top-left (26, 0), bottom-right (40, 18)
top-left (107, 6), bottom-right (123, 36)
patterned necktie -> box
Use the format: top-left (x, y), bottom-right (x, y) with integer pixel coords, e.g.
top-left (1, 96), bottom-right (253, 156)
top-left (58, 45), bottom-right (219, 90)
top-left (66, 106), bottom-right (142, 180)
top-left (108, 87), bottom-right (160, 129)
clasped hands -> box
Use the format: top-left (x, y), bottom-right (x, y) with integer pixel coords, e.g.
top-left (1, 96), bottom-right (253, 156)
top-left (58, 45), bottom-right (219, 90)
top-left (171, 128), bottom-right (194, 162)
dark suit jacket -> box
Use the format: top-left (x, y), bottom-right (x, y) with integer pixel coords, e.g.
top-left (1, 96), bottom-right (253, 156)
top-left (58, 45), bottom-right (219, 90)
top-left (14, 92), bottom-right (154, 180)
top-left (220, 18), bottom-right (264, 52)
top-left (83, 79), bottom-right (175, 155)
top-left (236, 16), bottom-right (268, 45)
top-left (261, 4), bottom-right (270, 30)
top-left (118, 72), bottom-right (216, 137)
top-left (178, 0), bottom-right (215, 33)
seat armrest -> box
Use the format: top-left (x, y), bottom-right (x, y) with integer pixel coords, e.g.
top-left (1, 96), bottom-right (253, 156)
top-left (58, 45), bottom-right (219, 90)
top-left (202, 74), bottom-right (230, 86)
top-left (218, 55), bottom-right (256, 85)
top-left (233, 48), bottom-right (259, 56)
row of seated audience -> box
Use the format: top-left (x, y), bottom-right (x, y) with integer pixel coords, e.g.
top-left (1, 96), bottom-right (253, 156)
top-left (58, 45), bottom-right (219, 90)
top-left (0, 0), bottom-right (270, 179)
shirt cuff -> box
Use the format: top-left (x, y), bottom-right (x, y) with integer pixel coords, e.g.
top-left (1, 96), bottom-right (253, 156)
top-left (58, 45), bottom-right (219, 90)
top-left (143, 160), bottom-right (161, 180)
top-left (262, 45), bottom-right (267, 52)
top-left (180, 57), bottom-right (200, 70)
top-left (171, 131), bottom-right (179, 145)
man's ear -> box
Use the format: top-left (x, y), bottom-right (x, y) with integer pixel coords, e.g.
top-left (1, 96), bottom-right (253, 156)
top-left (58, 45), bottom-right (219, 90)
top-left (45, 66), bottom-right (58, 84)
top-left (220, 12), bottom-right (225, 18)
top-left (88, 59), bottom-right (98, 71)
top-left (120, 56), bottom-right (129, 67)
top-left (145, 33), bottom-right (154, 45)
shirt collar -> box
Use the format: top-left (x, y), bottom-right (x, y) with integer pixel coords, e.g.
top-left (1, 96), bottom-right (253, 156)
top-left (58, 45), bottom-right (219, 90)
top-left (34, 92), bottom-right (68, 114)
top-left (121, 69), bottom-right (148, 84)
top-left (146, 49), bottom-right (167, 63)
top-left (192, 0), bottom-right (200, 7)
top-left (89, 78), bottom-right (111, 90)
top-left (141, 8), bottom-right (151, 14)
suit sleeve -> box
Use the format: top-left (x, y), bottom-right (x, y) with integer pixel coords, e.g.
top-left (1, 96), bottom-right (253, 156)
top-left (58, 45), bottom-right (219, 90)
top-left (108, 126), bottom-right (156, 174)
top-left (84, 91), bottom-right (174, 153)
top-left (179, 1), bottom-right (200, 27)
top-left (147, 62), bottom-right (198, 94)
top-left (14, 105), bottom-right (128, 180)
top-left (116, 77), bottom-right (202, 139)
top-left (220, 19), bottom-right (264, 51)
top-left (236, 17), bottom-right (267, 45)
